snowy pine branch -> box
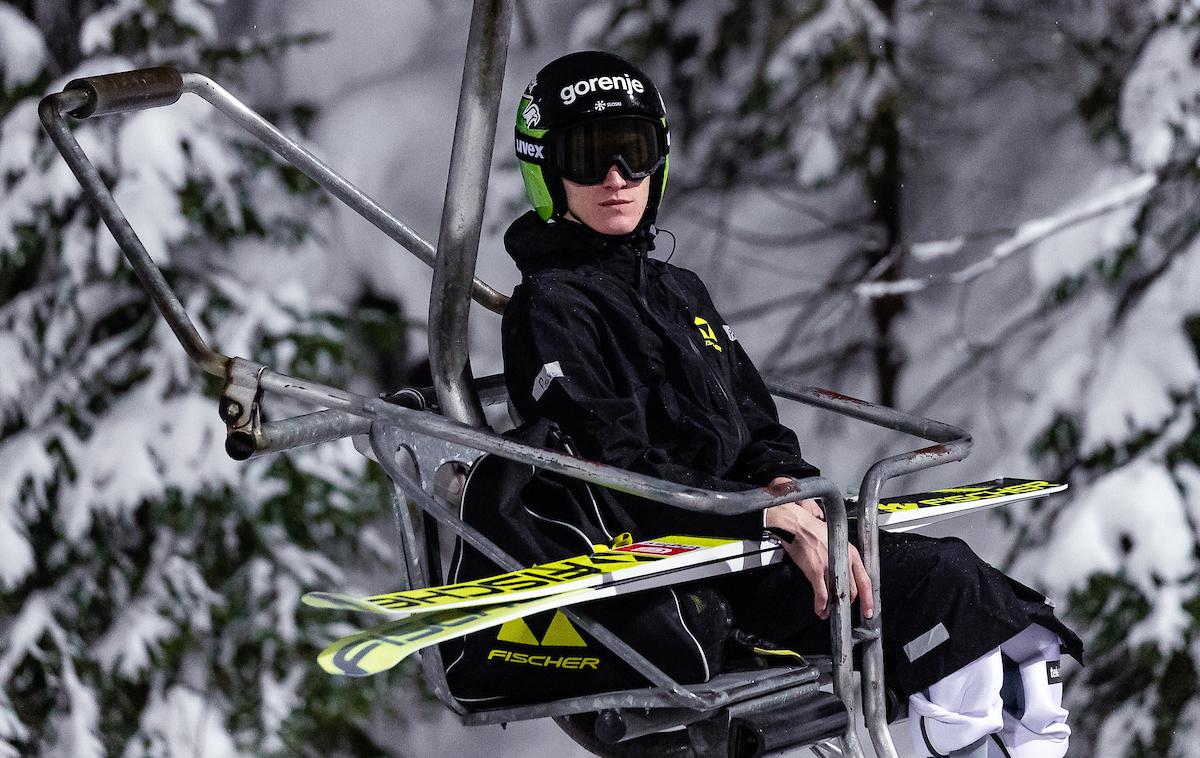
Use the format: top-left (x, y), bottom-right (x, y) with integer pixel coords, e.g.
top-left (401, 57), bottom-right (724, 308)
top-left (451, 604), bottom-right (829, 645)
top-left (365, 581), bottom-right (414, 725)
top-left (854, 172), bottom-right (1159, 299)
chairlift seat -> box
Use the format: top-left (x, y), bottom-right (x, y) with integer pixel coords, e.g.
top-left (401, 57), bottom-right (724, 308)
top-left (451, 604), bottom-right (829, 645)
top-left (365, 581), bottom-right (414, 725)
top-left (42, 58), bottom-right (973, 758)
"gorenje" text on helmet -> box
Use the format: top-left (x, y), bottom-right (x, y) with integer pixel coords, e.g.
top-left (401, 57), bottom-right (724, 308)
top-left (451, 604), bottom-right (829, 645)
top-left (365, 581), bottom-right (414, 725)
top-left (559, 74), bottom-right (644, 105)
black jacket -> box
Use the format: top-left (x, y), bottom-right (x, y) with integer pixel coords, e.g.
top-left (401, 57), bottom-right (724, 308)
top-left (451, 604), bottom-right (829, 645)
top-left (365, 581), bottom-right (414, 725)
top-left (501, 211), bottom-right (819, 540)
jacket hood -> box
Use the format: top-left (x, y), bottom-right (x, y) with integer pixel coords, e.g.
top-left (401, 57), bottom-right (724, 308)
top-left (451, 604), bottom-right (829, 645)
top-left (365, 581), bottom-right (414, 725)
top-left (504, 211), bottom-right (655, 278)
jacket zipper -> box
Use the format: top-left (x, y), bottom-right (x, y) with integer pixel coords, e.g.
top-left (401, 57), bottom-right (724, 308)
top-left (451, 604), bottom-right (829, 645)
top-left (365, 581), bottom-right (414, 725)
top-left (684, 335), bottom-right (747, 453)
top-left (634, 251), bottom-right (747, 454)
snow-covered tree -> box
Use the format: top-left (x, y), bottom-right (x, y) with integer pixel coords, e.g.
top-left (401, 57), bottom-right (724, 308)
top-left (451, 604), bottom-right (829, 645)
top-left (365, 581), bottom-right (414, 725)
top-left (844, 1), bottom-right (1200, 754)
top-left (574, 1), bottom-right (1200, 754)
top-left (1002, 3), bottom-right (1200, 754)
top-left (0, 2), bottom-right (403, 755)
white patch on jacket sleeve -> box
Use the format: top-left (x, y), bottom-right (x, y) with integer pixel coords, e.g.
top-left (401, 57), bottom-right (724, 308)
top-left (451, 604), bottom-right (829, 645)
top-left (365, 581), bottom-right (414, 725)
top-left (532, 361), bottom-right (565, 401)
top-left (722, 324), bottom-right (738, 342)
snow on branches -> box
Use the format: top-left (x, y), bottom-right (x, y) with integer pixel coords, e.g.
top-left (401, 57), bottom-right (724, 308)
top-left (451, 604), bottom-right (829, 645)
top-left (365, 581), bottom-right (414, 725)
top-left (0, 3), bottom-right (395, 756)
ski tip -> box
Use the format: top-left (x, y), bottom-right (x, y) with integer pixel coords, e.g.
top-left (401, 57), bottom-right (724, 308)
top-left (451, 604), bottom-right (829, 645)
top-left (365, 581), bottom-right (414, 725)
top-left (317, 623), bottom-right (414, 677)
top-left (317, 643), bottom-right (376, 677)
top-left (302, 592), bottom-right (381, 613)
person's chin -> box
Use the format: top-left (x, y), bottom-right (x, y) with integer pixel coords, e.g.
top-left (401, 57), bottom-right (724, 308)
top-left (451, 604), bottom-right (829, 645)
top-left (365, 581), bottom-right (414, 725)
top-left (593, 210), bottom-right (640, 236)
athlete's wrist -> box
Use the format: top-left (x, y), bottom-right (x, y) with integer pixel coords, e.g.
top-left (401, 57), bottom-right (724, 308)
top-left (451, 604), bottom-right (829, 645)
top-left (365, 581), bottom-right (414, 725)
top-left (765, 502), bottom-right (824, 541)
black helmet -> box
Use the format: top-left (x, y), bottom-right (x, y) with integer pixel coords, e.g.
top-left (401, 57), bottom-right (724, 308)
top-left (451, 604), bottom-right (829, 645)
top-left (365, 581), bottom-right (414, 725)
top-left (514, 50), bottom-right (670, 229)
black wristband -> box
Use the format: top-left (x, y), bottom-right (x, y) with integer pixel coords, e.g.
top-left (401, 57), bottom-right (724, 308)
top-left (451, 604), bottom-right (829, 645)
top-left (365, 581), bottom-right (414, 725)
top-left (764, 526), bottom-right (795, 544)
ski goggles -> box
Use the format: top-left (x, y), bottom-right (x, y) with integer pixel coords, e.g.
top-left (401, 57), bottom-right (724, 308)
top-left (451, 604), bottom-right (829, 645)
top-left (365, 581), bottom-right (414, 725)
top-left (550, 116), bottom-right (667, 185)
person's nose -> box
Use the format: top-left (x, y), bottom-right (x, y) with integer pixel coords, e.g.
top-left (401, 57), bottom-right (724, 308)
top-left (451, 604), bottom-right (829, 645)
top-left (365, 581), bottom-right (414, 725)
top-left (601, 164), bottom-right (627, 190)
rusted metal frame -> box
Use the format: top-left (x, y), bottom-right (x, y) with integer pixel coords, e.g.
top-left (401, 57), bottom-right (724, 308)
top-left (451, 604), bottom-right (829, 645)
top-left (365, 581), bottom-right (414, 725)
top-left (182, 72), bottom-right (510, 314)
top-left (40, 71), bottom-right (509, 317)
top-left (464, 665), bottom-right (820, 727)
top-left (38, 89), bottom-right (227, 378)
top-left (428, 0), bottom-right (514, 427)
top-left (768, 379), bottom-right (973, 758)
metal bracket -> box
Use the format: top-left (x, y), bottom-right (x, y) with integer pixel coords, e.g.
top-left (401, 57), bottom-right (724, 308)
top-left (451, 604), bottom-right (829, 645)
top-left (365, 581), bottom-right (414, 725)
top-left (381, 425), bottom-right (481, 497)
top-left (220, 358), bottom-right (271, 460)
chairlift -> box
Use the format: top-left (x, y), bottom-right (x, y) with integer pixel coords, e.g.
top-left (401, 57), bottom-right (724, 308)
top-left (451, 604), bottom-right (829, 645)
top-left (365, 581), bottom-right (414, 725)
top-left (39, 2), bottom-right (979, 756)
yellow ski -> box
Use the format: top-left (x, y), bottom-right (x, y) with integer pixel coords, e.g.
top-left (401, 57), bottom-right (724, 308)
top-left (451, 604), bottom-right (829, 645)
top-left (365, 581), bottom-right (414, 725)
top-left (307, 480), bottom-right (1066, 621)
top-left (303, 534), bottom-right (742, 618)
top-left (318, 590), bottom-right (593, 677)
top-left (870, 478), bottom-right (1066, 532)
top-left (317, 541), bottom-right (783, 677)
top-left (313, 478), bottom-right (1067, 677)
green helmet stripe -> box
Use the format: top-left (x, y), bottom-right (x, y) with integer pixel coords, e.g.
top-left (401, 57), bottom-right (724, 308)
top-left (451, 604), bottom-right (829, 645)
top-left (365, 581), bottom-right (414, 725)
top-left (659, 156), bottom-right (669, 203)
top-left (520, 162), bottom-right (555, 220)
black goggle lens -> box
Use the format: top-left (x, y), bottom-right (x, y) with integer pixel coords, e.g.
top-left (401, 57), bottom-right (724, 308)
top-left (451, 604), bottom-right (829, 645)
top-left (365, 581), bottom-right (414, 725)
top-left (554, 117), bottom-right (665, 185)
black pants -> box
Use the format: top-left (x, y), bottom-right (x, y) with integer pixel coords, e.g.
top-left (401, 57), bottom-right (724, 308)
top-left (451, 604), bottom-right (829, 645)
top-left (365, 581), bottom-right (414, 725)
top-left (714, 531), bottom-right (1083, 697)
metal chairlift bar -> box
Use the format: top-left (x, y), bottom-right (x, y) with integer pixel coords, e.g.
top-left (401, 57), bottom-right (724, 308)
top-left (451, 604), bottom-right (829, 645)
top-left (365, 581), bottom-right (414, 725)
top-left (42, 64), bottom-right (974, 758)
top-left (768, 379), bottom-right (974, 758)
top-left (38, 90), bottom-right (227, 378)
top-left (766, 383), bottom-right (966, 444)
top-left (462, 666), bottom-right (821, 726)
top-left (228, 356), bottom-right (827, 516)
top-left (429, 0), bottom-right (514, 427)
top-left (852, 443), bottom-right (970, 758)
top-left (224, 409), bottom-right (371, 461)
top-left (39, 71), bottom-right (510, 317)
top-left (224, 375), bottom-right (510, 461)
top-left (180, 72), bottom-right (510, 314)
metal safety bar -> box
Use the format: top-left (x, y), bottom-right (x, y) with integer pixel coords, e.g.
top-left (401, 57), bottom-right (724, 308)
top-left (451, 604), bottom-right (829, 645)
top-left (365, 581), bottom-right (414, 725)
top-left (471, 666), bottom-right (822, 727)
top-left (429, 0), bottom-right (513, 427)
top-left (41, 68), bottom-right (510, 327)
top-left (768, 383), bottom-right (973, 758)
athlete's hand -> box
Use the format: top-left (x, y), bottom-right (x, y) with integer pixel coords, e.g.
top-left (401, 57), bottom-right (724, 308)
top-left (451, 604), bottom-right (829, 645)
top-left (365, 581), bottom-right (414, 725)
top-left (767, 477), bottom-right (825, 521)
top-left (764, 492), bottom-right (874, 621)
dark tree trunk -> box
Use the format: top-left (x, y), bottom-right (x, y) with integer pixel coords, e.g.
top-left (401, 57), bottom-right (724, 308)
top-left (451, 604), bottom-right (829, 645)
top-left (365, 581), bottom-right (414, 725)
top-left (15, 0), bottom-right (106, 72)
top-left (864, 0), bottom-right (905, 407)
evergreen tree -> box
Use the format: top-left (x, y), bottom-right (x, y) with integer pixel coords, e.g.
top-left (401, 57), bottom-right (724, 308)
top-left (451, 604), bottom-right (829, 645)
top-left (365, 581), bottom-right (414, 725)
top-left (1003, 2), bottom-right (1200, 754)
top-left (0, 2), bottom-right (402, 755)
top-left (579, 1), bottom-right (1200, 754)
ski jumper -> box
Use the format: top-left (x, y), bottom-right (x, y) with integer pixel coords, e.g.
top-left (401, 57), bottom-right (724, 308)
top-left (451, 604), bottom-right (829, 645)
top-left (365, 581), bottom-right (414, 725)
top-left (500, 210), bottom-right (1083, 756)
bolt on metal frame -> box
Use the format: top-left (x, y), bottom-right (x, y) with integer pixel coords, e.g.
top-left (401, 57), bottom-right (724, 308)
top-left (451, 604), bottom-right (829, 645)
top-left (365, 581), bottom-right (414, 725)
top-left (38, 4), bottom-right (977, 755)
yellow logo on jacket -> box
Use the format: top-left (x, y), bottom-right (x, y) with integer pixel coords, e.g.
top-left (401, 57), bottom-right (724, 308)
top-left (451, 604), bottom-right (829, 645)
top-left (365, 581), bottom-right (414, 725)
top-left (694, 316), bottom-right (723, 352)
